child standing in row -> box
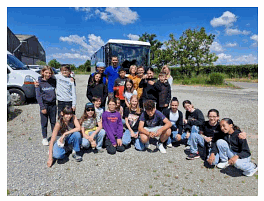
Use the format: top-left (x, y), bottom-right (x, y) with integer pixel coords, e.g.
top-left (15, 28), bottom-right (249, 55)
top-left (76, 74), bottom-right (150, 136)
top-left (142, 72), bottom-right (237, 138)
top-left (124, 79), bottom-right (137, 108)
top-left (56, 65), bottom-right (77, 116)
top-left (113, 68), bottom-right (127, 109)
top-left (156, 72), bottom-right (171, 113)
top-left (86, 72), bottom-right (108, 109)
top-left (35, 66), bottom-right (57, 146)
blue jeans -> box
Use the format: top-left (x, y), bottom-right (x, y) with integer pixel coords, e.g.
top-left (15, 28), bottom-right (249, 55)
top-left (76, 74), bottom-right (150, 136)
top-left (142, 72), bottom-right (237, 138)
top-left (122, 129), bottom-right (138, 146)
top-left (217, 139), bottom-right (255, 173)
top-left (134, 135), bottom-right (147, 151)
top-left (53, 132), bottom-right (82, 159)
top-left (181, 125), bottom-right (199, 145)
top-left (82, 129), bottom-right (106, 150)
top-left (188, 132), bottom-right (204, 154)
top-left (122, 129), bottom-right (147, 151)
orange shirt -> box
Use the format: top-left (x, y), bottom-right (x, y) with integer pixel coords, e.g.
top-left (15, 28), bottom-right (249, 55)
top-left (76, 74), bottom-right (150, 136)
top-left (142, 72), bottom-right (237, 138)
top-left (127, 75), bottom-right (143, 99)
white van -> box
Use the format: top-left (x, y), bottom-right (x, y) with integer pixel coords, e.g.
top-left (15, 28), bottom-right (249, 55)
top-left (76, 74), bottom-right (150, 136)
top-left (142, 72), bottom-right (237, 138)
top-left (7, 51), bottom-right (40, 105)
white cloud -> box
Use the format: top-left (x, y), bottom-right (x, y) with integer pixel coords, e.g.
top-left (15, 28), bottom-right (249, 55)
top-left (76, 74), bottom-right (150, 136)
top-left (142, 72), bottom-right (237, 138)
top-left (210, 41), bottom-right (224, 52)
top-left (210, 11), bottom-right (237, 27)
top-left (59, 35), bottom-right (89, 49)
top-left (127, 34), bottom-right (140, 41)
top-left (58, 34), bottom-right (105, 60)
top-left (225, 28), bottom-right (251, 36)
top-left (225, 42), bottom-right (238, 47)
top-left (98, 7), bottom-right (139, 25)
top-left (250, 34), bottom-right (258, 47)
top-left (51, 53), bottom-right (90, 60)
top-left (75, 7), bottom-right (139, 25)
top-left (217, 53), bottom-right (232, 62)
top-left (250, 34), bottom-right (258, 42)
top-left (215, 53), bottom-right (257, 64)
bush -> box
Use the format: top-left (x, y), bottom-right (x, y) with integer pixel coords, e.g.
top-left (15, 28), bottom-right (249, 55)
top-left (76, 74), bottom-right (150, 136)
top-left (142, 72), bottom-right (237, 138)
top-left (181, 79), bottom-right (190, 85)
top-left (208, 73), bottom-right (224, 85)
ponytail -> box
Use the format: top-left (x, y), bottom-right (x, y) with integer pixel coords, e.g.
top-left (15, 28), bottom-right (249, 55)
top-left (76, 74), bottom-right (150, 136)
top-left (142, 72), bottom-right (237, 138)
top-left (221, 118), bottom-right (240, 131)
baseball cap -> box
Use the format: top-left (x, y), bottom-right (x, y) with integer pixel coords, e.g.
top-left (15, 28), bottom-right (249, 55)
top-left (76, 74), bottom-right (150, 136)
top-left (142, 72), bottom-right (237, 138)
top-left (96, 62), bottom-right (106, 68)
top-left (85, 102), bottom-right (95, 110)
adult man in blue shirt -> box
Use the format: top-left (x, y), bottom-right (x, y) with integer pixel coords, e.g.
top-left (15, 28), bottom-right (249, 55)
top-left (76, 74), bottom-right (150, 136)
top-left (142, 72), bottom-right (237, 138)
top-left (104, 56), bottom-right (121, 98)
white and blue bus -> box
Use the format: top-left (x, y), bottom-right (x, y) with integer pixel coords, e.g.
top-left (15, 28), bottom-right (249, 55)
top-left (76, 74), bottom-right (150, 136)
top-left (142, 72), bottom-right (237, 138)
top-left (91, 39), bottom-right (151, 73)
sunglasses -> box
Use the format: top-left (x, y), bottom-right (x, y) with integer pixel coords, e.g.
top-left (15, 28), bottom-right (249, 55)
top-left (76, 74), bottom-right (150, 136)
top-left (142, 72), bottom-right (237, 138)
top-left (86, 108), bottom-right (95, 111)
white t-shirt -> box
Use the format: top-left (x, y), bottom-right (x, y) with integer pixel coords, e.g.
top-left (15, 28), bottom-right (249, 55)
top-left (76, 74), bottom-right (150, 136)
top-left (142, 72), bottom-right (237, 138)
top-left (95, 107), bottom-right (104, 122)
top-left (170, 110), bottom-right (179, 126)
top-left (124, 90), bottom-right (137, 103)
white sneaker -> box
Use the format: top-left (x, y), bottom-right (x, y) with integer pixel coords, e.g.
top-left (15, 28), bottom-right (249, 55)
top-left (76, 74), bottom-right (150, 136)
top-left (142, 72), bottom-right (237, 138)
top-left (157, 142), bottom-right (166, 154)
top-left (42, 138), bottom-right (49, 146)
top-left (243, 164), bottom-right (258, 177)
top-left (217, 161), bottom-right (229, 169)
top-left (167, 143), bottom-right (173, 148)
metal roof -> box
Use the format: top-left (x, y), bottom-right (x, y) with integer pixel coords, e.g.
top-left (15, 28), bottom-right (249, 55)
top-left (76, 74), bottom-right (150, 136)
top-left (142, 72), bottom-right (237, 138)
top-left (15, 34), bottom-right (35, 41)
top-left (106, 39), bottom-right (151, 46)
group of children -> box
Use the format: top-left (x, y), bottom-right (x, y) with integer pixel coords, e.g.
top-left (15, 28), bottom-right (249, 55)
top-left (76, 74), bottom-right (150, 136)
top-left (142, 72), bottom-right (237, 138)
top-left (35, 56), bottom-right (258, 177)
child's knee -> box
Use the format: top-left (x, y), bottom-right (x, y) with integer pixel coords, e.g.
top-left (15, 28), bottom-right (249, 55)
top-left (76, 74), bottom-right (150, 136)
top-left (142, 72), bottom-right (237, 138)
top-left (216, 139), bottom-right (227, 147)
top-left (82, 138), bottom-right (90, 148)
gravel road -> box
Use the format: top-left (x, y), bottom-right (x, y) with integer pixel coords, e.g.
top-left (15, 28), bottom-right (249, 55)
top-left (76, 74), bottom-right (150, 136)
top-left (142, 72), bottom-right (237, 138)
top-left (7, 75), bottom-right (258, 196)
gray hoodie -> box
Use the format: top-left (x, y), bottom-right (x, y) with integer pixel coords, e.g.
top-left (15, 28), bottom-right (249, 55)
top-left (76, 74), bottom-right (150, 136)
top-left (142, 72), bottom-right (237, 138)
top-left (55, 74), bottom-right (76, 107)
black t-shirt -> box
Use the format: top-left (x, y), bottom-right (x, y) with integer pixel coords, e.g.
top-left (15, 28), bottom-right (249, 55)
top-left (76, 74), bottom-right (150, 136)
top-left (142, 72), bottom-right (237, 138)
top-left (200, 121), bottom-right (223, 141)
top-left (124, 108), bottom-right (142, 132)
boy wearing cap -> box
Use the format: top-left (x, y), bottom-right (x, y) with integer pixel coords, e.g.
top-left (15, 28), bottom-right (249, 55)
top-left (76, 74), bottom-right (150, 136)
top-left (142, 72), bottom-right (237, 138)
top-left (113, 68), bottom-right (127, 109)
top-left (104, 56), bottom-right (121, 98)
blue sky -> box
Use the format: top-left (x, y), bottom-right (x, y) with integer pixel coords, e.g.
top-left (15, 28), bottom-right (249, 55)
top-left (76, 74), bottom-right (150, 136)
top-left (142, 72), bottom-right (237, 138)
top-left (7, 7), bottom-right (258, 67)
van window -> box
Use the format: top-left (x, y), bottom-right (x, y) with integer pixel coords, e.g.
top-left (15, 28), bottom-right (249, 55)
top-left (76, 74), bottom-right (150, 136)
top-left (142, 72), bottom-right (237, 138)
top-left (7, 54), bottom-right (28, 70)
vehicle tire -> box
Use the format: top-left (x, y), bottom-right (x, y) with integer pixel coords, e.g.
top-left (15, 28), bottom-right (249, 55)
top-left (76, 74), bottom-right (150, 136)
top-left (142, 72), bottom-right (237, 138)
top-left (9, 88), bottom-right (26, 106)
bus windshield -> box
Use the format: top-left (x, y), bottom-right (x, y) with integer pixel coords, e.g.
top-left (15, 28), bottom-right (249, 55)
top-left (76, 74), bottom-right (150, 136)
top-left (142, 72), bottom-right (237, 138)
top-left (110, 43), bottom-right (150, 67)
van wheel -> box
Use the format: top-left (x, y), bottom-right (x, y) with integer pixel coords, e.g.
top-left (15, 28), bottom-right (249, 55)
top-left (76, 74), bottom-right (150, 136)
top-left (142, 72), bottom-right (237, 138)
top-left (9, 89), bottom-right (26, 106)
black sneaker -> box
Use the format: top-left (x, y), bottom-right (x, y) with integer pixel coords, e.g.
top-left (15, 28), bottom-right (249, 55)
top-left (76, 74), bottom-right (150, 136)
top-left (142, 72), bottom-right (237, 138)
top-left (186, 152), bottom-right (200, 160)
top-left (72, 150), bottom-right (82, 162)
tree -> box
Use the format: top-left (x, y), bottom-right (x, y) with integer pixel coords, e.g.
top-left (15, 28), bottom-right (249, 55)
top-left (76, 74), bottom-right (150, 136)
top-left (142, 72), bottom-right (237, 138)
top-left (152, 48), bottom-right (174, 68)
top-left (78, 64), bottom-right (85, 72)
top-left (48, 59), bottom-right (61, 69)
top-left (166, 27), bottom-right (218, 75)
top-left (139, 33), bottom-right (163, 67)
top-left (36, 60), bottom-right (46, 66)
top-left (70, 64), bottom-right (76, 71)
top-left (78, 60), bottom-right (91, 72)
top-left (84, 60), bottom-right (91, 72)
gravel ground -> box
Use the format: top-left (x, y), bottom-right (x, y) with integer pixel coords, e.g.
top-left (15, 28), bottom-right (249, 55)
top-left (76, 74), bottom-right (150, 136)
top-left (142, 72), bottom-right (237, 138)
top-left (7, 75), bottom-right (258, 196)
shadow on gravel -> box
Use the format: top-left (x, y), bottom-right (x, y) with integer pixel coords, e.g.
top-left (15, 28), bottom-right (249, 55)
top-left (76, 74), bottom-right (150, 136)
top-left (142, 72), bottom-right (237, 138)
top-left (56, 157), bottom-right (69, 165)
top-left (220, 166), bottom-right (244, 177)
top-left (7, 109), bottom-right (23, 122)
top-left (82, 148), bottom-right (96, 155)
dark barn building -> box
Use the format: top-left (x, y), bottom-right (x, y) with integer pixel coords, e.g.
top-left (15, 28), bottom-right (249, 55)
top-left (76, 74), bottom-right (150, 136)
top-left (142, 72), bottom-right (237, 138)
top-left (7, 27), bottom-right (46, 65)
